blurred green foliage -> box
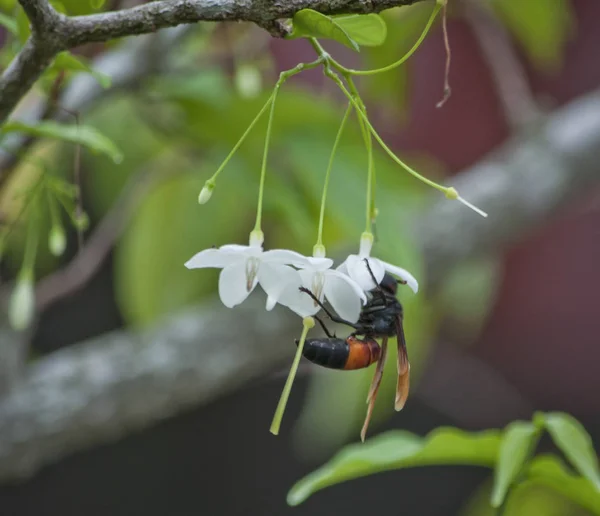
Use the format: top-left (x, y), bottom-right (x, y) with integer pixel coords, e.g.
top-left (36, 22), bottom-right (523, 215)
top-left (289, 412), bottom-right (600, 513)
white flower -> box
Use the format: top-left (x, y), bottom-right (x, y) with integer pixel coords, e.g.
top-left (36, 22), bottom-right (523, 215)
top-left (184, 234), bottom-right (310, 309)
top-left (277, 256), bottom-right (367, 323)
top-left (338, 233), bottom-right (419, 293)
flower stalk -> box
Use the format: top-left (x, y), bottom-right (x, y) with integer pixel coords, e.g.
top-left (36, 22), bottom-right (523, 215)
top-left (270, 316), bottom-right (315, 435)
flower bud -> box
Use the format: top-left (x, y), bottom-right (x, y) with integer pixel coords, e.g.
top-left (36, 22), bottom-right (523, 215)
top-left (235, 64), bottom-right (262, 99)
top-left (198, 182), bottom-right (214, 205)
top-left (74, 212), bottom-right (90, 231)
top-left (9, 274), bottom-right (35, 331)
top-left (49, 225), bottom-right (66, 256)
top-left (312, 244), bottom-right (326, 258)
top-left (359, 232), bottom-right (374, 257)
top-left (249, 229), bottom-right (264, 247)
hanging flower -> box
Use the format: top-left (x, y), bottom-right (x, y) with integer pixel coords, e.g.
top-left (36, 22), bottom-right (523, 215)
top-left (276, 255), bottom-right (367, 323)
top-left (184, 232), bottom-right (310, 309)
top-left (338, 233), bottom-right (419, 293)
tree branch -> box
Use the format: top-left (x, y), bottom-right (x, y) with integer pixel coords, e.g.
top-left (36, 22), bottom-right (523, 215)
top-left (0, 87), bottom-right (599, 482)
top-left (0, 0), bottom-right (425, 125)
top-left (17, 0), bottom-right (60, 34)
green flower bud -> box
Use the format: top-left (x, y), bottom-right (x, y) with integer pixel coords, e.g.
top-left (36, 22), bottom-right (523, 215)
top-left (74, 212), bottom-right (90, 231)
top-left (198, 181), bottom-right (215, 205)
top-left (49, 225), bottom-right (66, 256)
top-left (9, 273), bottom-right (35, 331)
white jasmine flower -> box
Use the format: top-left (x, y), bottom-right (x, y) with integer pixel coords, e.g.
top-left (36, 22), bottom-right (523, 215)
top-left (338, 233), bottom-right (419, 293)
top-left (184, 232), bottom-right (310, 309)
top-left (277, 256), bottom-right (367, 323)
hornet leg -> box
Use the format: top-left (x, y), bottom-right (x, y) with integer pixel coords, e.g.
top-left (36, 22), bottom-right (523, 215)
top-left (361, 336), bottom-right (388, 442)
top-left (299, 287), bottom-right (362, 331)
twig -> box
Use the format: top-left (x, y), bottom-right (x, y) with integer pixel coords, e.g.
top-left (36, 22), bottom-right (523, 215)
top-left (0, 0), bottom-right (428, 126)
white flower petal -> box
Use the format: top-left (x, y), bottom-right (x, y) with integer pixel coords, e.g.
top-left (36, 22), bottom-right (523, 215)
top-left (219, 244), bottom-right (252, 252)
top-left (326, 269), bottom-right (367, 304)
top-left (380, 261), bottom-right (419, 293)
top-left (218, 261), bottom-right (257, 308)
top-left (275, 269), bottom-right (321, 317)
top-left (346, 255), bottom-right (385, 291)
top-left (185, 248), bottom-right (242, 269)
top-left (336, 260), bottom-right (349, 275)
top-left (323, 271), bottom-right (364, 323)
top-left (258, 262), bottom-right (302, 310)
top-left (303, 257), bottom-right (334, 270)
top-left (261, 249), bottom-right (312, 267)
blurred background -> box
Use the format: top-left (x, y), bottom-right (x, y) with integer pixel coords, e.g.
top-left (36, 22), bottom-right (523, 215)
top-left (0, 0), bottom-right (599, 514)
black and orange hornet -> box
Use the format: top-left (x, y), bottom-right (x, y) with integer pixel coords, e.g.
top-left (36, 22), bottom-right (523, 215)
top-left (297, 265), bottom-right (410, 441)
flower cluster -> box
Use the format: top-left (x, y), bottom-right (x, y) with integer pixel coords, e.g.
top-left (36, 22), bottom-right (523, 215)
top-left (185, 232), bottom-right (418, 322)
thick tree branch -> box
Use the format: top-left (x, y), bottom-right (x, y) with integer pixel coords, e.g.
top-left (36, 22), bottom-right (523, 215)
top-left (17, 0), bottom-right (60, 34)
top-left (0, 0), bottom-right (425, 125)
top-left (0, 87), bottom-right (599, 482)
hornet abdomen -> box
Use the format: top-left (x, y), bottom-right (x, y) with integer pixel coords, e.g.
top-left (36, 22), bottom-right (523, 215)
top-left (300, 336), bottom-right (381, 370)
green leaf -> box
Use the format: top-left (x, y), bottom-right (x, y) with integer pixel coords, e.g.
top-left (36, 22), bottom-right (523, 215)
top-left (491, 421), bottom-right (541, 507)
top-left (51, 52), bottom-right (111, 88)
top-left (0, 12), bottom-right (17, 34)
top-left (115, 167), bottom-right (253, 325)
top-left (2, 121), bottom-right (123, 163)
top-left (525, 455), bottom-right (600, 515)
top-left (287, 428), bottom-right (501, 506)
top-left (492, 0), bottom-right (574, 71)
top-left (287, 9), bottom-right (360, 52)
top-left (332, 14), bottom-right (387, 46)
top-left (90, 0), bottom-right (105, 9)
top-left (543, 412), bottom-right (600, 491)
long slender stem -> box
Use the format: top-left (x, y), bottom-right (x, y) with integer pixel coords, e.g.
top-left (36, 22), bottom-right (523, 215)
top-left (316, 103), bottom-right (352, 247)
top-left (253, 84), bottom-right (280, 233)
top-left (326, 69), bottom-right (449, 194)
top-left (345, 76), bottom-right (375, 233)
top-left (207, 92), bottom-right (275, 185)
top-left (270, 317), bottom-right (314, 435)
top-left (328, 3), bottom-right (442, 76)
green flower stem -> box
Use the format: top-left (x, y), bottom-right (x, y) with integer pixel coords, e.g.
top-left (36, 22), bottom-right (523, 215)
top-left (253, 85), bottom-right (279, 233)
top-left (313, 4), bottom-right (442, 77)
top-left (345, 76), bottom-right (375, 233)
top-left (207, 58), bottom-right (325, 197)
top-left (326, 69), bottom-right (450, 195)
top-left (270, 317), bottom-right (315, 435)
top-left (207, 92), bottom-right (275, 186)
top-left (249, 59), bottom-right (325, 234)
top-left (315, 103), bottom-right (352, 248)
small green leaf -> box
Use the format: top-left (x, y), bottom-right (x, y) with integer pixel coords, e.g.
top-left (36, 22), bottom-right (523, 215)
top-left (287, 428), bottom-right (501, 506)
top-left (544, 412), bottom-right (600, 491)
top-left (332, 14), bottom-right (387, 46)
top-left (51, 52), bottom-right (111, 88)
top-left (0, 12), bottom-right (17, 34)
top-left (491, 421), bottom-right (541, 507)
top-left (287, 9), bottom-right (360, 52)
top-left (525, 455), bottom-right (600, 515)
top-left (2, 121), bottom-right (123, 163)
top-left (90, 0), bottom-right (105, 9)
